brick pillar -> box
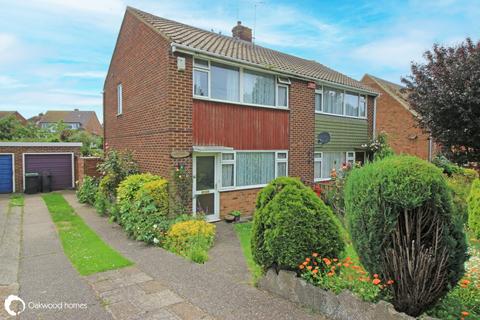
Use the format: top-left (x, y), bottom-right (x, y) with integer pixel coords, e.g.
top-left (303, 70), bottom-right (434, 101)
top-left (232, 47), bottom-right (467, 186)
top-left (289, 80), bottom-right (315, 185)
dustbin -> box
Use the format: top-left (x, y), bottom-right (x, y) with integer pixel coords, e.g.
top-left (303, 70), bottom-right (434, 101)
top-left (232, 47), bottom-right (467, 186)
top-left (41, 171), bottom-right (52, 193)
top-left (25, 173), bottom-right (41, 194)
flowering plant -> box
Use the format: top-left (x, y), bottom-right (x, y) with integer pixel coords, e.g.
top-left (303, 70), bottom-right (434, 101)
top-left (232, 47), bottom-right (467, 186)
top-left (299, 253), bottom-right (393, 302)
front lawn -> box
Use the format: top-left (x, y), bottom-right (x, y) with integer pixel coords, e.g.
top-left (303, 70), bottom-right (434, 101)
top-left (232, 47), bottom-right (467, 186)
top-left (234, 222), bottom-right (263, 284)
top-left (42, 193), bottom-right (132, 275)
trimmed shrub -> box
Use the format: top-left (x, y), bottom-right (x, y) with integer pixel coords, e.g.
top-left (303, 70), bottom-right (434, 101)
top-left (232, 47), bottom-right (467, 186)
top-left (76, 176), bottom-right (98, 205)
top-left (251, 177), bottom-right (345, 271)
top-left (116, 173), bottom-right (159, 224)
top-left (345, 155), bottom-right (468, 316)
top-left (164, 219), bottom-right (216, 263)
top-left (468, 179), bottom-right (480, 238)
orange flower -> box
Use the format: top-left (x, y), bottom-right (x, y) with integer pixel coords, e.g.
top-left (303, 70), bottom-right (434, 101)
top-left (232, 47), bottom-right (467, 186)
top-left (307, 266), bottom-right (312, 270)
top-left (312, 253), bottom-right (319, 257)
top-left (461, 279), bottom-right (471, 285)
top-left (305, 258), bottom-right (311, 262)
top-left (387, 280), bottom-right (394, 285)
top-left (461, 311), bottom-right (469, 316)
top-left (333, 258), bottom-right (338, 262)
top-left (343, 263), bottom-right (350, 268)
top-left (313, 262), bottom-right (318, 266)
top-left (327, 271), bottom-right (334, 277)
top-left (312, 269), bottom-right (318, 274)
top-left (372, 279), bottom-right (381, 285)
top-left (299, 264), bottom-right (305, 270)
top-left (373, 274), bottom-right (379, 279)
top-left (323, 258), bottom-right (332, 265)
top-left (302, 261), bottom-right (308, 266)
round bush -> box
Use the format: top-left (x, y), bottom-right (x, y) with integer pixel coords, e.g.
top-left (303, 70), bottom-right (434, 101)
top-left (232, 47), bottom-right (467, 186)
top-left (135, 179), bottom-right (169, 215)
top-left (251, 177), bottom-right (345, 271)
top-left (468, 179), bottom-right (480, 239)
top-left (344, 155), bottom-right (468, 316)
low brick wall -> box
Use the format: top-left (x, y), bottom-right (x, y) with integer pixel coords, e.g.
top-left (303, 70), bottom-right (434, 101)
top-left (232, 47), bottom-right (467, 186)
top-left (78, 157), bottom-right (102, 185)
top-left (258, 269), bottom-right (436, 320)
top-left (219, 188), bottom-right (261, 218)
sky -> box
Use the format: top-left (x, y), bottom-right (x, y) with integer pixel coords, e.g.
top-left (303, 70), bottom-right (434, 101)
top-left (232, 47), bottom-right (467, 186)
top-left (1, 0), bottom-right (479, 121)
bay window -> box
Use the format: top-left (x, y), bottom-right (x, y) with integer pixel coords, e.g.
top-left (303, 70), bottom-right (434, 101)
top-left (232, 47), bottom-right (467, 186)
top-left (219, 150), bottom-right (288, 189)
top-left (193, 58), bottom-right (288, 108)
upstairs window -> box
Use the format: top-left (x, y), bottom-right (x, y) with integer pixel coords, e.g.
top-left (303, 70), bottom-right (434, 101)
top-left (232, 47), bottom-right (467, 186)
top-left (117, 83), bottom-right (123, 115)
top-left (193, 58), bottom-right (288, 109)
top-left (317, 85), bottom-right (368, 119)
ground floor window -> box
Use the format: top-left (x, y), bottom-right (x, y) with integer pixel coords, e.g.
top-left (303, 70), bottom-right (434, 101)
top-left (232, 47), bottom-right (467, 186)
top-left (221, 150), bottom-right (288, 189)
top-left (314, 151), bottom-right (355, 181)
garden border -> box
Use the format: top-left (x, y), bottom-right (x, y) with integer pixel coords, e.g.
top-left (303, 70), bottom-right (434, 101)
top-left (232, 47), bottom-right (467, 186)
top-left (258, 269), bottom-right (437, 320)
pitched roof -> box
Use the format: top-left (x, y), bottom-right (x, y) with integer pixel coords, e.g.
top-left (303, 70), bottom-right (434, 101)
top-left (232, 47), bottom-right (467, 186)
top-left (38, 110), bottom-right (98, 126)
top-left (0, 111), bottom-right (26, 122)
top-left (363, 74), bottom-right (417, 116)
top-left (127, 7), bottom-right (377, 94)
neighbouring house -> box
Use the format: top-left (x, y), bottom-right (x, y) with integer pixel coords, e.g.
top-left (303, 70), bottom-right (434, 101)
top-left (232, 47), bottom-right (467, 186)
top-left (34, 109), bottom-right (103, 135)
top-left (0, 111), bottom-right (27, 124)
top-left (361, 74), bottom-right (436, 160)
top-left (103, 7), bottom-right (378, 221)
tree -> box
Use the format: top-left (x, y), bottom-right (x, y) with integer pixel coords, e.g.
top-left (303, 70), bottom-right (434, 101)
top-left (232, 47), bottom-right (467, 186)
top-left (402, 38), bottom-right (480, 164)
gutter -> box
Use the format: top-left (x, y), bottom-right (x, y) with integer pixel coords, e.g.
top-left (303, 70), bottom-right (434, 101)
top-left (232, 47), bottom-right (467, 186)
top-left (171, 43), bottom-right (379, 96)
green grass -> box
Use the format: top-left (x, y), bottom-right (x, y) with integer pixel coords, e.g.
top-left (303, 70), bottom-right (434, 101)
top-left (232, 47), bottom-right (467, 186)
top-left (9, 194), bottom-right (24, 207)
top-left (234, 222), bottom-right (263, 284)
top-left (42, 193), bottom-right (132, 275)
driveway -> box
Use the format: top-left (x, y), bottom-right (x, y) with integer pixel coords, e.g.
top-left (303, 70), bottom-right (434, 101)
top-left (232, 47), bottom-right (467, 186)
top-left (62, 191), bottom-right (326, 320)
top-left (2, 192), bottom-right (326, 320)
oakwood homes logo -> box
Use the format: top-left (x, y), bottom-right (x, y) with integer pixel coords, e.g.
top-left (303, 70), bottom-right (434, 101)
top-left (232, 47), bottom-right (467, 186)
top-left (4, 295), bottom-right (87, 316)
top-left (4, 295), bottom-right (25, 316)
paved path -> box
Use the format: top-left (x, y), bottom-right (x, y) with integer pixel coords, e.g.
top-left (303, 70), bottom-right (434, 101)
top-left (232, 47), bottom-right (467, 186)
top-left (0, 195), bottom-right (22, 319)
top-left (18, 194), bottom-right (111, 320)
top-left (62, 191), bottom-right (326, 320)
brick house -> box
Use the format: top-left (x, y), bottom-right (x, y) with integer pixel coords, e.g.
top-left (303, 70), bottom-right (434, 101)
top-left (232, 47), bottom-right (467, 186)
top-left (104, 7), bottom-right (378, 221)
top-left (33, 109), bottom-right (103, 136)
top-left (361, 74), bottom-right (436, 160)
top-left (0, 111), bottom-right (27, 125)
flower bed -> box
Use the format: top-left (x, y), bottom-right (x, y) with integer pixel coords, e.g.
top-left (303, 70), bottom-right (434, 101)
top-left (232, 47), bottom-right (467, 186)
top-left (258, 269), bottom-right (436, 320)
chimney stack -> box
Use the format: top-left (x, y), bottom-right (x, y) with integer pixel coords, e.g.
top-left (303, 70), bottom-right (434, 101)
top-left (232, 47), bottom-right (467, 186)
top-left (232, 21), bottom-right (252, 42)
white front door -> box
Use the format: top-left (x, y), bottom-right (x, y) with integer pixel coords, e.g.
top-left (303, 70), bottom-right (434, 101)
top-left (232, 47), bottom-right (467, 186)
top-left (193, 154), bottom-right (220, 222)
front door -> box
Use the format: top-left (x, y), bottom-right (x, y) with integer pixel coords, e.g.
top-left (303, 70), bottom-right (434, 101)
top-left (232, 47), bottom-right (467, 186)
top-left (193, 154), bottom-right (220, 222)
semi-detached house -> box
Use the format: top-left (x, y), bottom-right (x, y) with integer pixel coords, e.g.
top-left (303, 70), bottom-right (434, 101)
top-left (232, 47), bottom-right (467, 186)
top-left (104, 7), bottom-right (378, 221)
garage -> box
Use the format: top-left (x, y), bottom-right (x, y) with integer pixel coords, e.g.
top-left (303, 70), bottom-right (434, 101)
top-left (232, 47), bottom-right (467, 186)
top-left (0, 154), bottom-right (14, 193)
top-left (0, 142), bottom-right (81, 193)
top-left (24, 153), bottom-right (74, 190)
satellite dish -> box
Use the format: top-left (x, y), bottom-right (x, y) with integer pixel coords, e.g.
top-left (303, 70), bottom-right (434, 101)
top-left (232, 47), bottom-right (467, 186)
top-left (318, 132), bottom-right (331, 145)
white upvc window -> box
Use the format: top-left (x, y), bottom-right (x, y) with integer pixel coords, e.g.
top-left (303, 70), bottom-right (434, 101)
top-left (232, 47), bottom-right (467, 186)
top-left (117, 83), bottom-right (123, 115)
top-left (314, 151), bottom-right (355, 181)
top-left (219, 150), bottom-right (288, 190)
top-left (221, 152), bottom-right (235, 188)
top-left (275, 151), bottom-right (288, 177)
top-left (315, 89), bottom-right (323, 113)
top-left (314, 152), bottom-right (323, 182)
top-left (192, 58), bottom-right (289, 109)
top-left (316, 85), bottom-right (367, 119)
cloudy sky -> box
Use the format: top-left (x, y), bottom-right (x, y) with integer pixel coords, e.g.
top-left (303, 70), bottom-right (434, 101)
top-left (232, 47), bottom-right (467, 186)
top-left (1, 0), bottom-right (479, 120)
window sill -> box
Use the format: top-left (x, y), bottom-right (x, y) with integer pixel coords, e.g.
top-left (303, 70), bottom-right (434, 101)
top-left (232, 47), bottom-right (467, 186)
top-left (193, 96), bottom-right (289, 111)
top-left (314, 111), bottom-right (367, 120)
top-left (219, 184), bottom-right (267, 192)
top-left (314, 178), bottom-right (332, 182)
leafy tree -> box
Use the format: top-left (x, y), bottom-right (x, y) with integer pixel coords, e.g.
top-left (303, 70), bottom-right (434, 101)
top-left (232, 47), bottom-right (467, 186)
top-left (402, 38), bottom-right (480, 164)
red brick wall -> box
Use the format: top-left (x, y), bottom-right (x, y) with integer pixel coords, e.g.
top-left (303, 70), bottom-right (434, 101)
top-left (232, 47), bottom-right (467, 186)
top-left (104, 10), bottom-right (174, 179)
top-left (361, 76), bottom-right (432, 160)
top-left (78, 157), bottom-right (102, 185)
top-left (289, 80), bottom-right (315, 185)
top-left (219, 188), bottom-right (261, 218)
top-left (0, 145), bottom-right (80, 192)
